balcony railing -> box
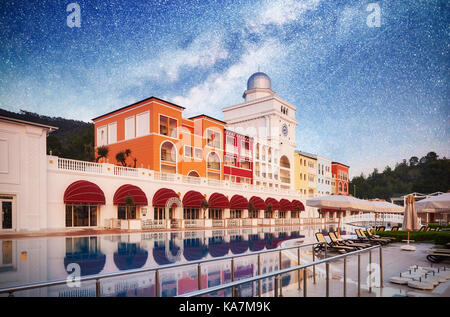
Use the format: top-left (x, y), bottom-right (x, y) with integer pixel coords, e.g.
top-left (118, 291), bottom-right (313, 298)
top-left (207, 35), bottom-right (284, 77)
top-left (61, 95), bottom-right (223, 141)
top-left (142, 219), bottom-right (166, 229)
top-left (49, 155), bottom-right (321, 199)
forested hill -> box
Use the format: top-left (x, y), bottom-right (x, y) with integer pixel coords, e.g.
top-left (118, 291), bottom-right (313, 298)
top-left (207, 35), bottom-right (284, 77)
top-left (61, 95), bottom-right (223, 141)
top-left (350, 152), bottom-right (450, 201)
top-left (0, 108), bottom-right (94, 161)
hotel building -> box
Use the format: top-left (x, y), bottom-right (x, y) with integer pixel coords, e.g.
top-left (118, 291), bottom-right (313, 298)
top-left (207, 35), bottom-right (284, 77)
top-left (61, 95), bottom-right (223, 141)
top-left (293, 151), bottom-right (317, 196)
top-left (331, 162), bottom-right (349, 195)
top-left (0, 72), bottom-right (350, 234)
top-left (316, 155), bottom-right (332, 195)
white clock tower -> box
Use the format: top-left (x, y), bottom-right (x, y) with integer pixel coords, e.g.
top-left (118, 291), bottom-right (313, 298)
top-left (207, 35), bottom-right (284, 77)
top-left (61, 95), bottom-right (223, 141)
top-left (222, 72), bottom-right (298, 190)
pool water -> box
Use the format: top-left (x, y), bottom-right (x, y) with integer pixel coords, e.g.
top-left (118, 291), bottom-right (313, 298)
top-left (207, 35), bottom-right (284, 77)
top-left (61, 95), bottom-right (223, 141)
top-left (0, 224), bottom-right (340, 297)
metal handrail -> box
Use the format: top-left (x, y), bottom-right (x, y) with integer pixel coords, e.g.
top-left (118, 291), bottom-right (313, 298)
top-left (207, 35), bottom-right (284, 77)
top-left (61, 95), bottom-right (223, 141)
top-left (177, 244), bottom-right (382, 297)
top-left (0, 240), bottom-right (324, 296)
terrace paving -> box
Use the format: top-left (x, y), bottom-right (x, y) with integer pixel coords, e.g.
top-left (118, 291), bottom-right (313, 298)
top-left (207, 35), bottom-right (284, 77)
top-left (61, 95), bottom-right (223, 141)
top-left (280, 242), bottom-right (450, 297)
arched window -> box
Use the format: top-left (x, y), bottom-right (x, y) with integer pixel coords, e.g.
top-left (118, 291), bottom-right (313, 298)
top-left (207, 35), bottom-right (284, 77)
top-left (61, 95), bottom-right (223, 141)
top-left (207, 152), bottom-right (220, 170)
top-left (344, 183), bottom-right (347, 192)
top-left (161, 141), bottom-right (176, 162)
top-left (280, 156), bottom-right (290, 169)
top-left (339, 183), bottom-right (343, 192)
top-left (188, 170), bottom-right (200, 177)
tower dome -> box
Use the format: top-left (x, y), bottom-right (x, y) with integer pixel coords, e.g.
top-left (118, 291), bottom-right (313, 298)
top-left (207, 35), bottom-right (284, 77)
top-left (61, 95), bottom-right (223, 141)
top-left (247, 72), bottom-right (272, 90)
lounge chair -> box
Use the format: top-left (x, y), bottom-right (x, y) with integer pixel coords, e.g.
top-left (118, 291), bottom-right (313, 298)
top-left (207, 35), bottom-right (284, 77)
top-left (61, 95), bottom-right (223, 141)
top-left (435, 226), bottom-right (441, 232)
top-left (314, 233), bottom-right (355, 254)
top-left (419, 226), bottom-right (426, 232)
top-left (426, 226), bottom-right (432, 232)
top-left (355, 229), bottom-right (388, 245)
top-left (426, 250), bottom-right (450, 263)
top-left (391, 226), bottom-right (399, 231)
top-left (334, 231), bottom-right (371, 247)
top-left (378, 226), bottom-right (386, 232)
top-left (366, 228), bottom-right (395, 243)
top-left (329, 232), bottom-right (370, 249)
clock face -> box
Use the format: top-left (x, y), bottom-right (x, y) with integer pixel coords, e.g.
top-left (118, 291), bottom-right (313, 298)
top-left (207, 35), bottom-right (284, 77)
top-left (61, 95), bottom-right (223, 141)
top-left (282, 124), bottom-right (288, 136)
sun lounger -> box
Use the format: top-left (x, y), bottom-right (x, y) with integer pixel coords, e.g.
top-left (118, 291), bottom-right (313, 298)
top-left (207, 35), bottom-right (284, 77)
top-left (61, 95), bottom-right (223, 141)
top-left (391, 226), bottom-right (399, 231)
top-left (419, 226), bottom-right (426, 232)
top-left (314, 233), bottom-right (355, 254)
top-left (331, 231), bottom-right (371, 249)
top-left (426, 252), bottom-right (450, 263)
top-left (355, 229), bottom-right (388, 245)
top-left (366, 228), bottom-right (395, 242)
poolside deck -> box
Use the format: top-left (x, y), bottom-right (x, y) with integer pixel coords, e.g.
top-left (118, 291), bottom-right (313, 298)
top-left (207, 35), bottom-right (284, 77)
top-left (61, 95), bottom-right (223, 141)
top-left (281, 242), bottom-right (450, 297)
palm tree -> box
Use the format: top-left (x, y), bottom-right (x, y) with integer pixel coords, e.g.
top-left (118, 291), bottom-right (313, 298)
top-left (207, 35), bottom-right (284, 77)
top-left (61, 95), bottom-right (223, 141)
top-left (201, 199), bottom-right (209, 219)
top-left (116, 151), bottom-right (127, 166)
top-left (96, 146), bottom-right (109, 162)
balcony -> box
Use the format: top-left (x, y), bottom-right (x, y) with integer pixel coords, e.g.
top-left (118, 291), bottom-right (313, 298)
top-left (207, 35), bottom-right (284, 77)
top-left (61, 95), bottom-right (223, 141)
top-left (48, 155), bottom-right (318, 199)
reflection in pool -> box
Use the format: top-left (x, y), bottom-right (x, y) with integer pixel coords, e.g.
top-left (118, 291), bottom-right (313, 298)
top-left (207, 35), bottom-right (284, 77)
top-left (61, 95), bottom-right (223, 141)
top-left (0, 225), bottom-right (338, 297)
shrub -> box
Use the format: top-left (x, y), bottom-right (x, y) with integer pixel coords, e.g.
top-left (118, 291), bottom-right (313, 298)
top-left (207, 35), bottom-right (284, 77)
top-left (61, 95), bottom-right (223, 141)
top-left (377, 230), bottom-right (450, 245)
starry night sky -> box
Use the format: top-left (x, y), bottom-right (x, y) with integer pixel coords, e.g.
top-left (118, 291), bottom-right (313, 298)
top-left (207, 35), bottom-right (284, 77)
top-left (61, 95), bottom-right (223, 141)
top-left (0, 0), bottom-right (449, 177)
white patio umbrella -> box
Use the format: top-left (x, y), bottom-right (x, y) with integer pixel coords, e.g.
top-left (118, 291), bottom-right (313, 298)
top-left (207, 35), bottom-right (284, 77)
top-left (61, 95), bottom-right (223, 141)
top-left (415, 192), bottom-right (450, 212)
top-left (306, 195), bottom-right (375, 212)
top-left (401, 194), bottom-right (420, 251)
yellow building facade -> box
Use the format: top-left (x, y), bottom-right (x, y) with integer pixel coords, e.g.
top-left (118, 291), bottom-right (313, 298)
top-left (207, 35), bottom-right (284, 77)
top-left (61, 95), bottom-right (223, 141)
top-left (293, 151), bottom-right (317, 196)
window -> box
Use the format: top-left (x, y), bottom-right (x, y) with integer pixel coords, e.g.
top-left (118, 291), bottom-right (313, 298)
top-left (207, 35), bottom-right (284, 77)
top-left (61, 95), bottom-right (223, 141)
top-left (97, 126), bottom-right (107, 146)
top-left (108, 122), bottom-right (117, 144)
top-left (226, 135), bottom-right (235, 147)
top-left (184, 145), bottom-right (193, 158)
top-left (160, 115), bottom-right (177, 138)
top-left (184, 208), bottom-right (200, 220)
top-left (125, 116), bottom-right (135, 140)
top-left (207, 130), bottom-right (220, 148)
top-left (118, 205), bottom-right (136, 219)
top-left (65, 205), bottom-right (98, 227)
top-left (207, 152), bottom-right (220, 170)
top-left (225, 155), bottom-right (236, 167)
top-left (209, 209), bottom-right (222, 219)
top-left (161, 164), bottom-right (176, 174)
top-left (154, 207), bottom-right (165, 220)
top-left (194, 148), bottom-right (203, 160)
top-left (240, 159), bottom-right (250, 170)
top-left (230, 210), bottom-right (242, 219)
top-left (136, 111), bottom-right (149, 137)
top-left (161, 141), bottom-right (176, 162)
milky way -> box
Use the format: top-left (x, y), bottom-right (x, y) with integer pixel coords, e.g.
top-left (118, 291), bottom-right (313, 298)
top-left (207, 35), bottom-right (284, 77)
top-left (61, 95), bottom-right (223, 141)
top-left (0, 0), bottom-right (448, 177)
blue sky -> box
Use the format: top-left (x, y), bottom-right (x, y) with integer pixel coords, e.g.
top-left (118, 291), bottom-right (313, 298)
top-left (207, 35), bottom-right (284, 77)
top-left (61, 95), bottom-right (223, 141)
top-left (0, 0), bottom-right (449, 177)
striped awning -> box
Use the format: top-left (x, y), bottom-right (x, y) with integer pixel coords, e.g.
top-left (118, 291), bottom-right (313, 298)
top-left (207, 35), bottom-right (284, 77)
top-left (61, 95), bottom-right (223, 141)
top-left (279, 199), bottom-right (293, 211)
top-left (113, 184), bottom-right (148, 206)
top-left (182, 190), bottom-right (205, 208)
top-left (291, 200), bottom-right (305, 211)
top-left (249, 196), bottom-right (267, 210)
top-left (152, 188), bottom-right (180, 207)
top-left (64, 180), bottom-right (106, 205)
top-left (208, 193), bottom-right (230, 209)
top-left (230, 195), bottom-right (248, 210)
top-left (265, 197), bottom-right (280, 210)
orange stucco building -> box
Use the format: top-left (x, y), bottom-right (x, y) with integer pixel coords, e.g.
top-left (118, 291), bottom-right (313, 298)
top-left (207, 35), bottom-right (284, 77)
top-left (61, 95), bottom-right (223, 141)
top-left (92, 97), bottom-right (225, 180)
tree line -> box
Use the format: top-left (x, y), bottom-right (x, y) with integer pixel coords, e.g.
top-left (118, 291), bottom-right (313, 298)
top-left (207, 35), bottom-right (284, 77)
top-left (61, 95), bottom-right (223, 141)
top-left (350, 152), bottom-right (450, 200)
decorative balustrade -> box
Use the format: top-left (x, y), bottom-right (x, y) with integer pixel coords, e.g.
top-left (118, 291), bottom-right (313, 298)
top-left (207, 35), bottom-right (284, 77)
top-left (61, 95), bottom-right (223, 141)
top-left (212, 220), bottom-right (225, 227)
top-left (57, 157), bottom-right (103, 174)
top-left (274, 219), bottom-right (284, 225)
top-left (226, 219), bottom-right (240, 227)
top-left (184, 219), bottom-right (204, 228)
top-left (142, 219), bottom-right (166, 229)
top-left (242, 219), bottom-right (252, 227)
top-left (114, 165), bottom-right (139, 177)
top-left (49, 155), bottom-right (316, 199)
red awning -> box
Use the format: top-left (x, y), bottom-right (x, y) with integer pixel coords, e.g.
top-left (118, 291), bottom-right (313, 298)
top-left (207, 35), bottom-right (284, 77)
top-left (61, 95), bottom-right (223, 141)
top-left (249, 196), bottom-right (267, 210)
top-left (113, 184), bottom-right (148, 206)
top-left (182, 190), bottom-right (205, 208)
top-left (208, 193), bottom-right (230, 209)
top-left (265, 197), bottom-right (280, 210)
top-left (230, 195), bottom-right (248, 210)
top-left (279, 199), bottom-right (293, 211)
top-left (64, 180), bottom-right (106, 205)
top-left (153, 188), bottom-right (179, 207)
top-left (291, 200), bottom-right (305, 211)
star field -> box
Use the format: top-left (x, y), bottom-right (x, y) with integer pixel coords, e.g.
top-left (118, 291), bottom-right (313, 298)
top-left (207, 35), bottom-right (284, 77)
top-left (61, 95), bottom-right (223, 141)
top-left (0, 0), bottom-right (448, 177)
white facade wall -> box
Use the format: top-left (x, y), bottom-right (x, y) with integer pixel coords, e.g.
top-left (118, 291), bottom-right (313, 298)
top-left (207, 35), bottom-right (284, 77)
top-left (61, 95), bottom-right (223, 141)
top-left (0, 119), bottom-right (50, 232)
top-left (316, 156), bottom-right (332, 195)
